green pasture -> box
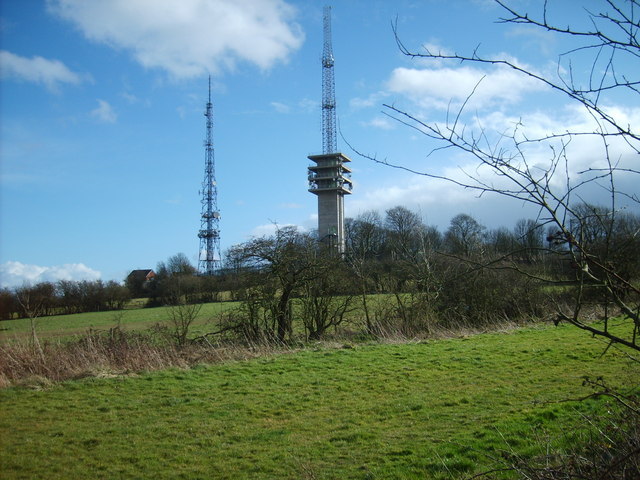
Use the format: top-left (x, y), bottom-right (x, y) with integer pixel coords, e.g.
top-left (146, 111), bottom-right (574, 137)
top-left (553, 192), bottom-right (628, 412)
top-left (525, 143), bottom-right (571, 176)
top-left (0, 294), bottom-right (384, 341)
top-left (1, 323), bottom-right (637, 479)
top-left (0, 302), bottom-right (237, 340)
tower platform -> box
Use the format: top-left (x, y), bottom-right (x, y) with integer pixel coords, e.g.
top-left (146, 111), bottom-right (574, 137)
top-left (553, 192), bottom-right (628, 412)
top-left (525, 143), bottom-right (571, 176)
top-left (308, 152), bottom-right (352, 252)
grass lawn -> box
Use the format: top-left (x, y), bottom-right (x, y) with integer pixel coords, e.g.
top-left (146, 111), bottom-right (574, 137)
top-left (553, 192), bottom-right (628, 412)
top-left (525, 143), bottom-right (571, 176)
top-left (1, 322), bottom-right (638, 479)
top-left (0, 302), bottom-right (237, 341)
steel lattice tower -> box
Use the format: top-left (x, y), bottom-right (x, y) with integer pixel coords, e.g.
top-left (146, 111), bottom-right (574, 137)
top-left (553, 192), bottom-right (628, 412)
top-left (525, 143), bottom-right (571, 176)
top-left (321, 5), bottom-right (337, 154)
top-left (308, 5), bottom-right (352, 253)
top-left (198, 77), bottom-right (221, 275)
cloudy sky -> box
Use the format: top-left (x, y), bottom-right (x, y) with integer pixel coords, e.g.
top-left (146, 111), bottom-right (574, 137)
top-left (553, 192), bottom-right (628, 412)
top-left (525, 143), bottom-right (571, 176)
top-left (1, 0), bottom-right (638, 287)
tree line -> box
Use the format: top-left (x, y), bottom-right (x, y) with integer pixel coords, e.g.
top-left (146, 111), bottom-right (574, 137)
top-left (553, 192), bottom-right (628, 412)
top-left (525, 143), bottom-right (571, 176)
top-left (3, 204), bottom-right (638, 344)
top-left (3, 201), bottom-right (638, 347)
top-left (0, 280), bottom-right (130, 320)
top-left (206, 203), bottom-right (638, 345)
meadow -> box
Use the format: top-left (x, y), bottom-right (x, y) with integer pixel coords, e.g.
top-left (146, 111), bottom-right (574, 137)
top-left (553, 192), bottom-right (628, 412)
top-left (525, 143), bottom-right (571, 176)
top-left (1, 321), bottom-right (637, 479)
top-left (0, 301), bottom-right (235, 340)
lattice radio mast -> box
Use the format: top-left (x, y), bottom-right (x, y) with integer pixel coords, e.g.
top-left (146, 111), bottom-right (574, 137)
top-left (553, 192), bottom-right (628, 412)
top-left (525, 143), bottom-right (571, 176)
top-left (307, 5), bottom-right (352, 253)
top-left (321, 5), bottom-right (337, 154)
top-left (198, 76), bottom-right (221, 275)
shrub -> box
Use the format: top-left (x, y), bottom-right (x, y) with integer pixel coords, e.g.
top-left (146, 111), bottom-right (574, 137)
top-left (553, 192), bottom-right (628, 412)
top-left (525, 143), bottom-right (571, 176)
top-left (435, 261), bottom-right (547, 328)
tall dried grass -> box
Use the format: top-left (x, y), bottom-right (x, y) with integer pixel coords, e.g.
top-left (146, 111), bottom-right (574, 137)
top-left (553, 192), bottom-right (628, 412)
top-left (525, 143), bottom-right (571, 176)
top-left (0, 327), bottom-right (291, 388)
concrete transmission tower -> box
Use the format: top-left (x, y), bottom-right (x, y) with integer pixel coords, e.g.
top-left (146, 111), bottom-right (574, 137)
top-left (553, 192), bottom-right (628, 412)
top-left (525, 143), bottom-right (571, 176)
top-left (308, 5), bottom-right (352, 253)
top-left (198, 77), bottom-right (221, 275)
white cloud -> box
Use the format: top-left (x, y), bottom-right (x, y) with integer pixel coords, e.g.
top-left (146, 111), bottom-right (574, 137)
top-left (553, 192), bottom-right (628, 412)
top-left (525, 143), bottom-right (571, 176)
top-left (348, 166), bottom-right (554, 231)
top-left (387, 64), bottom-right (544, 111)
top-left (350, 91), bottom-right (390, 109)
top-left (90, 99), bottom-right (117, 123)
top-left (120, 91), bottom-right (139, 104)
top-left (47, 0), bottom-right (305, 79)
top-left (297, 98), bottom-right (318, 113)
top-left (473, 104), bottom-right (640, 181)
top-left (0, 261), bottom-right (101, 288)
top-left (348, 174), bottom-right (469, 221)
top-left (0, 50), bottom-right (85, 91)
top-left (271, 101), bottom-right (291, 114)
top-left (271, 99), bottom-right (319, 114)
top-left (348, 104), bottom-right (640, 230)
top-left (362, 117), bottom-right (395, 130)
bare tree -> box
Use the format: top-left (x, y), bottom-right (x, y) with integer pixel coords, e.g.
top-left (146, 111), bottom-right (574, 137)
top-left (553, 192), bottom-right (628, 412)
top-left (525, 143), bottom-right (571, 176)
top-left (14, 285), bottom-right (47, 361)
top-left (513, 219), bottom-right (545, 263)
top-left (385, 205), bottom-right (424, 260)
top-left (358, 1), bottom-right (640, 351)
top-left (166, 301), bottom-right (202, 347)
top-left (227, 227), bottom-right (319, 343)
top-left (345, 211), bottom-right (386, 333)
top-left (300, 257), bottom-right (355, 340)
top-left (152, 253), bottom-right (199, 306)
top-left (444, 213), bottom-right (486, 258)
top-left (346, 210), bottom-right (386, 261)
top-left (487, 226), bottom-right (516, 256)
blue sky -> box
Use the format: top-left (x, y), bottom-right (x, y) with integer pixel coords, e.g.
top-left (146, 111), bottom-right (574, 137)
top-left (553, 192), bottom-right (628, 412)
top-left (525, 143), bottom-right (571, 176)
top-left (1, 0), bottom-right (638, 287)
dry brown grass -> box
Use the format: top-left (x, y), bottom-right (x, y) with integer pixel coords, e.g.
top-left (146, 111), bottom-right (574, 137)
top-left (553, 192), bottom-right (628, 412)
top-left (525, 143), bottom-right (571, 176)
top-left (0, 327), bottom-right (293, 388)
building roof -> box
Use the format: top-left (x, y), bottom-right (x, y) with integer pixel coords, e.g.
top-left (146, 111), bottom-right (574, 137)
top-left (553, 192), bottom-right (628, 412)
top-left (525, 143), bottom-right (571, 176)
top-left (127, 269), bottom-right (155, 282)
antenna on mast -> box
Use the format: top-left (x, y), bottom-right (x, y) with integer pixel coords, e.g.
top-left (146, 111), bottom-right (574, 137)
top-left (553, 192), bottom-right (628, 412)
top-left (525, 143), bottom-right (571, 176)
top-left (198, 75), bottom-right (221, 275)
top-left (321, 5), bottom-right (337, 154)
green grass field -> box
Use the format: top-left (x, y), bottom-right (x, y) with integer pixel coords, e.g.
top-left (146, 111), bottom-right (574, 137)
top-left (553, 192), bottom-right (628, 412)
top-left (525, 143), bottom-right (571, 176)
top-left (0, 302), bottom-right (236, 340)
top-left (1, 322), bottom-right (637, 479)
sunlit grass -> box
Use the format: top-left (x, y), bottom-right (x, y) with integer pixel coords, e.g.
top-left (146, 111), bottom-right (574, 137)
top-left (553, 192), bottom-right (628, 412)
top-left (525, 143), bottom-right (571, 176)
top-left (0, 301), bottom-right (237, 340)
top-left (1, 323), bottom-right (637, 479)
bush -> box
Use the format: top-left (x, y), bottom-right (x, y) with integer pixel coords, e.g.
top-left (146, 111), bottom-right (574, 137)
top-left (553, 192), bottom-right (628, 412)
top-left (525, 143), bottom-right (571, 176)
top-left (435, 260), bottom-right (547, 328)
top-left (369, 292), bottom-right (438, 337)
